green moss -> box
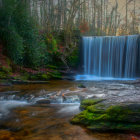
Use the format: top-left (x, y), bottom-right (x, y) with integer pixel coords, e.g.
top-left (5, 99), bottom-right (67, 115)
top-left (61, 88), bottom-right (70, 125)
top-left (71, 110), bottom-right (94, 125)
top-left (41, 74), bottom-right (50, 80)
top-left (87, 104), bottom-right (105, 113)
top-left (80, 99), bottom-right (104, 109)
top-left (0, 66), bottom-right (11, 74)
top-left (21, 73), bottom-right (30, 80)
top-left (47, 65), bottom-right (58, 70)
top-left (51, 71), bottom-right (62, 79)
top-left (28, 73), bottom-right (50, 81)
top-left (71, 99), bottom-right (140, 132)
top-left (88, 122), bottom-right (140, 132)
top-left (12, 74), bottom-right (29, 81)
top-left (105, 105), bottom-right (133, 122)
top-left (78, 84), bottom-right (86, 88)
top-left (9, 69), bottom-right (61, 81)
top-left (47, 71), bottom-right (62, 79)
top-left (0, 71), bottom-right (8, 79)
top-left (0, 66), bottom-right (12, 79)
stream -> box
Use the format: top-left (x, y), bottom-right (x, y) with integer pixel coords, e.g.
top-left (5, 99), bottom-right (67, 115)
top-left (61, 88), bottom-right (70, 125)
top-left (0, 80), bottom-right (140, 140)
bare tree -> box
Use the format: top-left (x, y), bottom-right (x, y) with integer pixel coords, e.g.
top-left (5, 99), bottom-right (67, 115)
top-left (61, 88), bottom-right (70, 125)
top-left (29, 0), bottom-right (139, 36)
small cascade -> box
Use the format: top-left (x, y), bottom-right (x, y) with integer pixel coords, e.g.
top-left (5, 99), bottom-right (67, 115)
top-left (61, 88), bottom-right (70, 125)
top-left (0, 89), bottom-right (80, 118)
top-left (77, 35), bottom-right (140, 80)
top-left (0, 91), bottom-right (80, 104)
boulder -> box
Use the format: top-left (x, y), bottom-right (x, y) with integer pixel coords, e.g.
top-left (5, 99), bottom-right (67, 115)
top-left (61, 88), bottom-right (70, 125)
top-left (78, 84), bottom-right (86, 88)
top-left (71, 99), bottom-right (140, 132)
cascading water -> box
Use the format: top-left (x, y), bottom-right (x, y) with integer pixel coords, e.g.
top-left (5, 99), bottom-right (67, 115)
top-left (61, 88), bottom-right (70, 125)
top-left (0, 89), bottom-right (80, 118)
top-left (76, 35), bottom-right (140, 80)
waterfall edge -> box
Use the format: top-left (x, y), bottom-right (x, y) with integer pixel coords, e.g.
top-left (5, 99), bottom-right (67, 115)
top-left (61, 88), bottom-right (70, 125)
top-left (77, 35), bottom-right (140, 80)
top-left (75, 75), bottom-right (137, 81)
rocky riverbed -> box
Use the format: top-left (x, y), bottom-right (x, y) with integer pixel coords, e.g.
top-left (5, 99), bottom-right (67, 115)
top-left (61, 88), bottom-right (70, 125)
top-left (0, 80), bottom-right (140, 140)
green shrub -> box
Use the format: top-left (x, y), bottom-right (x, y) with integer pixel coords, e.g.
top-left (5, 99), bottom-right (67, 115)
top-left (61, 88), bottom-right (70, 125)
top-left (1, 28), bottom-right (24, 64)
top-left (0, 71), bottom-right (9, 79)
top-left (68, 47), bottom-right (79, 68)
top-left (0, 0), bottom-right (49, 68)
top-left (28, 73), bottom-right (50, 81)
top-left (0, 66), bottom-right (11, 74)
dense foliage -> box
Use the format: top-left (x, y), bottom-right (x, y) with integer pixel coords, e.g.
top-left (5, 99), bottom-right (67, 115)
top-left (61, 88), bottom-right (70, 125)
top-left (0, 0), bottom-right (46, 67)
top-left (0, 0), bottom-right (139, 71)
top-left (0, 0), bottom-right (79, 69)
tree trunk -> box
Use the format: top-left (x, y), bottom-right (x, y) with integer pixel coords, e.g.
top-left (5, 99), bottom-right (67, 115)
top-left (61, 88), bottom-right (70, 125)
top-left (126, 0), bottom-right (128, 33)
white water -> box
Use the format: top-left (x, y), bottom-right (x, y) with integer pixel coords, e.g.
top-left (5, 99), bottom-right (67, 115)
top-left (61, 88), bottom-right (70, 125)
top-left (0, 100), bottom-right (29, 118)
top-left (0, 90), bottom-right (81, 118)
top-left (75, 75), bottom-right (136, 81)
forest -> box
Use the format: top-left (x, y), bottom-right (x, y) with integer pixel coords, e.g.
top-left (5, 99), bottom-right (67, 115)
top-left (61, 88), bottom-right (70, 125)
top-left (0, 0), bottom-right (139, 76)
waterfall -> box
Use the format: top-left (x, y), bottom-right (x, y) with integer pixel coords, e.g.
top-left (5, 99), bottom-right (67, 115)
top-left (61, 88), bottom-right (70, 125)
top-left (76, 35), bottom-right (140, 80)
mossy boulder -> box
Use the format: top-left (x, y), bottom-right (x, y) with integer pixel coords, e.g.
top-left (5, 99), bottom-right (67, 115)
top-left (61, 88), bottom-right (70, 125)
top-left (78, 84), bottom-right (86, 88)
top-left (71, 99), bottom-right (140, 132)
top-left (28, 73), bottom-right (50, 81)
top-left (80, 99), bottom-right (105, 110)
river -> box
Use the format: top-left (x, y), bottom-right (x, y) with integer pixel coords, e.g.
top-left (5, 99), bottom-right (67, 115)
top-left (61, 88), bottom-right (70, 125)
top-left (0, 80), bottom-right (140, 140)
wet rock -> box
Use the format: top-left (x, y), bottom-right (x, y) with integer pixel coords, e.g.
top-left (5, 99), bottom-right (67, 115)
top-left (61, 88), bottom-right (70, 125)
top-left (71, 99), bottom-right (140, 132)
top-left (63, 95), bottom-right (80, 103)
top-left (78, 84), bottom-right (86, 88)
top-left (10, 80), bottom-right (49, 85)
top-left (51, 96), bottom-right (63, 104)
top-left (36, 99), bottom-right (51, 104)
